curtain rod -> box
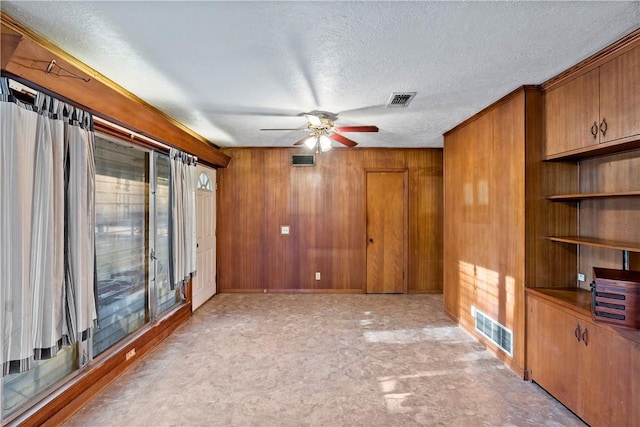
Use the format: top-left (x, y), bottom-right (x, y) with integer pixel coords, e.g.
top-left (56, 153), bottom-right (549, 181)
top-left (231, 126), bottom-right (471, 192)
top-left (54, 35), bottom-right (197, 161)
top-left (93, 116), bottom-right (172, 152)
top-left (7, 76), bottom-right (189, 158)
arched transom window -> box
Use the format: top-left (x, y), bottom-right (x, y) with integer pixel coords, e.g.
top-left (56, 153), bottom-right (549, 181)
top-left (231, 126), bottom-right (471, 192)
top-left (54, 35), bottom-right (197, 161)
top-left (197, 172), bottom-right (212, 191)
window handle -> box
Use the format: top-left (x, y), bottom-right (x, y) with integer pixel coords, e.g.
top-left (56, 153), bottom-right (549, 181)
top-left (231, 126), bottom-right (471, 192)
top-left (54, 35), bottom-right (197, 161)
top-left (150, 249), bottom-right (157, 261)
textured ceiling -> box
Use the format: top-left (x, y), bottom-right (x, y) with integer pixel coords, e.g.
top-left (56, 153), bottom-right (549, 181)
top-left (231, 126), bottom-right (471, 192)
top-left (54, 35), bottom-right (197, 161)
top-left (2, 1), bottom-right (640, 149)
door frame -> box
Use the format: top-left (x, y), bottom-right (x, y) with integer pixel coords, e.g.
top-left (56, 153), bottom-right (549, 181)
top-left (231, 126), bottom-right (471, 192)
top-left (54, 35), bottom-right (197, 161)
top-left (363, 167), bottom-right (409, 294)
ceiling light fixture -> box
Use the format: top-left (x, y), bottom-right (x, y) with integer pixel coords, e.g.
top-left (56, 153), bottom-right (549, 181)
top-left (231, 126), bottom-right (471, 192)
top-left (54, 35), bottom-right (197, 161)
top-left (302, 115), bottom-right (334, 153)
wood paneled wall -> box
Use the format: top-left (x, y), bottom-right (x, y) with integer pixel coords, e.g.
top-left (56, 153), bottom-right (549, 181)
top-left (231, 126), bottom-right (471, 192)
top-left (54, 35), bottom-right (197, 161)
top-left (217, 148), bottom-right (443, 293)
top-left (443, 87), bottom-right (577, 377)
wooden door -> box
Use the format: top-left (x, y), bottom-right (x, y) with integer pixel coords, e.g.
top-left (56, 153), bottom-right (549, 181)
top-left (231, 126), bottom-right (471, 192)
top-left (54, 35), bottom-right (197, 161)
top-left (527, 297), bottom-right (580, 411)
top-left (599, 45), bottom-right (640, 144)
top-left (544, 69), bottom-right (600, 157)
top-left (192, 164), bottom-right (216, 310)
top-left (366, 171), bottom-right (405, 293)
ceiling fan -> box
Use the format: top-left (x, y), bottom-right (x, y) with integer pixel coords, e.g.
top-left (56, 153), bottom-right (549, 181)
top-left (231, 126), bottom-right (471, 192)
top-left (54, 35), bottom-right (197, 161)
top-left (259, 111), bottom-right (378, 152)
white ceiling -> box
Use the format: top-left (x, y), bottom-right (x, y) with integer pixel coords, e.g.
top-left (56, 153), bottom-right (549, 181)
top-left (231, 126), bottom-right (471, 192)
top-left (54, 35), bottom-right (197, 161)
top-left (3, 1), bottom-right (640, 149)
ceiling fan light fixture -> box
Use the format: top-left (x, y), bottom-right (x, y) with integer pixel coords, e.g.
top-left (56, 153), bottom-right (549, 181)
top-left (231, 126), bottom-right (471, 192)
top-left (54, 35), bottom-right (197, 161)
top-left (319, 135), bottom-right (332, 152)
top-left (303, 135), bottom-right (317, 150)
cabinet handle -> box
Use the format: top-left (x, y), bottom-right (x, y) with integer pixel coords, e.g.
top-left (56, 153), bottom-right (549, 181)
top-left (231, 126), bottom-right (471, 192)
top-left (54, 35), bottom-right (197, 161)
top-left (599, 118), bottom-right (607, 137)
top-left (574, 324), bottom-right (582, 342)
top-left (590, 122), bottom-right (599, 139)
top-left (582, 328), bottom-right (589, 346)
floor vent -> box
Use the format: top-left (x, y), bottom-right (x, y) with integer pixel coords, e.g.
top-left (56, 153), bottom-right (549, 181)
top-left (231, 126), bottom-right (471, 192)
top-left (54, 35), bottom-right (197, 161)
top-left (474, 309), bottom-right (513, 356)
top-left (291, 154), bottom-right (315, 166)
top-left (386, 92), bottom-right (416, 108)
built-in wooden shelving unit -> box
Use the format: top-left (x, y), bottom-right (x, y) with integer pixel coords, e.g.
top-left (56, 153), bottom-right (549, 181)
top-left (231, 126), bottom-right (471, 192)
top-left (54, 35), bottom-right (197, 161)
top-left (547, 236), bottom-right (640, 252)
top-left (547, 190), bottom-right (640, 201)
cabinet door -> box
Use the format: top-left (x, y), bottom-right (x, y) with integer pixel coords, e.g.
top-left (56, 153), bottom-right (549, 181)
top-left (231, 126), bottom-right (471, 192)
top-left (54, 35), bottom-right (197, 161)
top-left (527, 297), bottom-right (581, 411)
top-left (599, 45), bottom-right (640, 144)
top-left (579, 320), bottom-right (629, 426)
top-left (545, 69), bottom-right (600, 157)
top-left (629, 341), bottom-right (640, 425)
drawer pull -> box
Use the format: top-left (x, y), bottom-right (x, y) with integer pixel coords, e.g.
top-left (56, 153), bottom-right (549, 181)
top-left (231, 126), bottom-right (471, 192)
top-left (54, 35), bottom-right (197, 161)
top-left (590, 122), bottom-right (599, 139)
top-left (599, 118), bottom-right (608, 137)
top-left (582, 328), bottom-right (589, 346)
top-left (574, 324), bottom-right (582, 342)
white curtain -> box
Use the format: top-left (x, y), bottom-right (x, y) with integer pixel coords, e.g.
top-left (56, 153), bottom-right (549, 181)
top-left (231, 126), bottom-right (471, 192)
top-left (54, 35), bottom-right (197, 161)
top-left (63, 105), bottom-right (97, 344)
top-left (169, 148), bottom-right (197, 293)
top-left (0, 78), bottom-right (96, 376)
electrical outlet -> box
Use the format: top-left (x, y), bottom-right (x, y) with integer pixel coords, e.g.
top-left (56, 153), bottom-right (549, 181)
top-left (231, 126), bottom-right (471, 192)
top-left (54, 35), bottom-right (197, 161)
top-left (315, 272), bottom-right (321, 281)
top-left (281, 225), bottom-right (290, 235)
top-left (578, 273), bottom-right (586, 282)
top-left (125, 348), bottom-right (136, 361)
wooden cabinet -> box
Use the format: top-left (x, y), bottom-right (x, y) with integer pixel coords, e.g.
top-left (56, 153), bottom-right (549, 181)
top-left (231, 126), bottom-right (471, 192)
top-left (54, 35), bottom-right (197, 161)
top-left (545, 69), bottom-right (600, 156)
top-left (527, 290), bottom-right (639, 426)
top-left (599, 45), bottom-right (640, 144)
top-left (545, 45), bottom-right (640, 159)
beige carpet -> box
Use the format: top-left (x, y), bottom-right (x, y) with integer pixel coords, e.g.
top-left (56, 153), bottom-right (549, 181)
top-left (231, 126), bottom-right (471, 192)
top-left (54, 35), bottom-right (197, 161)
top-left (65, 294), bottom-right (583, 426)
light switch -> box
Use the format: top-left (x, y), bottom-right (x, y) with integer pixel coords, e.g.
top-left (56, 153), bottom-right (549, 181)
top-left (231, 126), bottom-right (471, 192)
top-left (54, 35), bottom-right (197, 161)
top-left (281, 225), bottom-right (290, 235)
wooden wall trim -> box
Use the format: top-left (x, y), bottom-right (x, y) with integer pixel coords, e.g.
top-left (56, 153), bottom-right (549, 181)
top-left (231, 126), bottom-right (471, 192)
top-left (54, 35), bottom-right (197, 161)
top-left (10, 302), bottom-right (192, 427)
top-left (542, 28), bottom-right (640, 91)
top-left (0, 12), bottom-right (230, 168)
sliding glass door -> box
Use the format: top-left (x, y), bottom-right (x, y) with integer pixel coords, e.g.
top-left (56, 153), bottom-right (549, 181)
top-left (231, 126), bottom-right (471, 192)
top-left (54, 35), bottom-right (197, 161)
top-left (2, 134), bottom-right (183, 419)
top-left (93, 138), bottom-right (150, 356)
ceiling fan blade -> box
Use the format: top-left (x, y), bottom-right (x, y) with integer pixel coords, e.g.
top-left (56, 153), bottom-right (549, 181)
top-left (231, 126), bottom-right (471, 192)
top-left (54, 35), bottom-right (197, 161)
top-left (293, 135), bottom-right (312, 146)
top-left (259, 128), bottom-right (308, 131)
top-left (305, 114), bottom-right (322, 126)
top-left (334, 126), bottom-right (379, 133)
top-left (330, 133), bottom-right (358, 147)
top-left (203, 106), bottom-right (303, 117)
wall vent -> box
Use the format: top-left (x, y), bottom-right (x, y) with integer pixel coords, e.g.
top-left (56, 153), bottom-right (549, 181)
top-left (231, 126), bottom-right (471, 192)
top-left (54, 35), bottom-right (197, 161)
top-left (386, 92), bottom-right (417, 108)
top-left (291, 154), bottom-right (315, 166)
top-left (474, 309), bottom-right (513, 356)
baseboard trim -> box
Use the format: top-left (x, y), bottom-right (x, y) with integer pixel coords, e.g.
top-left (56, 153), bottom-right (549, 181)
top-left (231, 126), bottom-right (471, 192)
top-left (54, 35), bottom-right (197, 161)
top-left (220, 288), bottom-right (365, 294)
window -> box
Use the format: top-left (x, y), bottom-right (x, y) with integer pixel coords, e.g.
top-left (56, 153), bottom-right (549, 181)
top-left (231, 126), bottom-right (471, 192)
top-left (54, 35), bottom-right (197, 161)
top-left (198, 172), bottom-right (212, 191)
top-left (2, 133), bottom-right (184, 419)
top-left (2, 346), bottom-right (79, 417)
top-left (93, 139), bottom-right (150, 356)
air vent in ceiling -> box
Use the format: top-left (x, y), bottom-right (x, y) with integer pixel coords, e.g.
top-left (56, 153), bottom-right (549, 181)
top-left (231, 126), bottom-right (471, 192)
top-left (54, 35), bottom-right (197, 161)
top-left (474, 308), bottom-right (513, 356)
top-left (387, 92), bottom-right (417, 108)
top-left (291, 154), bottom-right (315, 166)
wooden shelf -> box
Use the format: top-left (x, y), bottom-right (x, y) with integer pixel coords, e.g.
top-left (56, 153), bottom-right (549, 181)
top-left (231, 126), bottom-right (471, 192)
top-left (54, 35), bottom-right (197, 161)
top-left (547, 190), bottom-right (640, 201)
top-left (545, 137), bottom-right (640, 161)
top-left (548, 236), bottom-right (640, 252)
